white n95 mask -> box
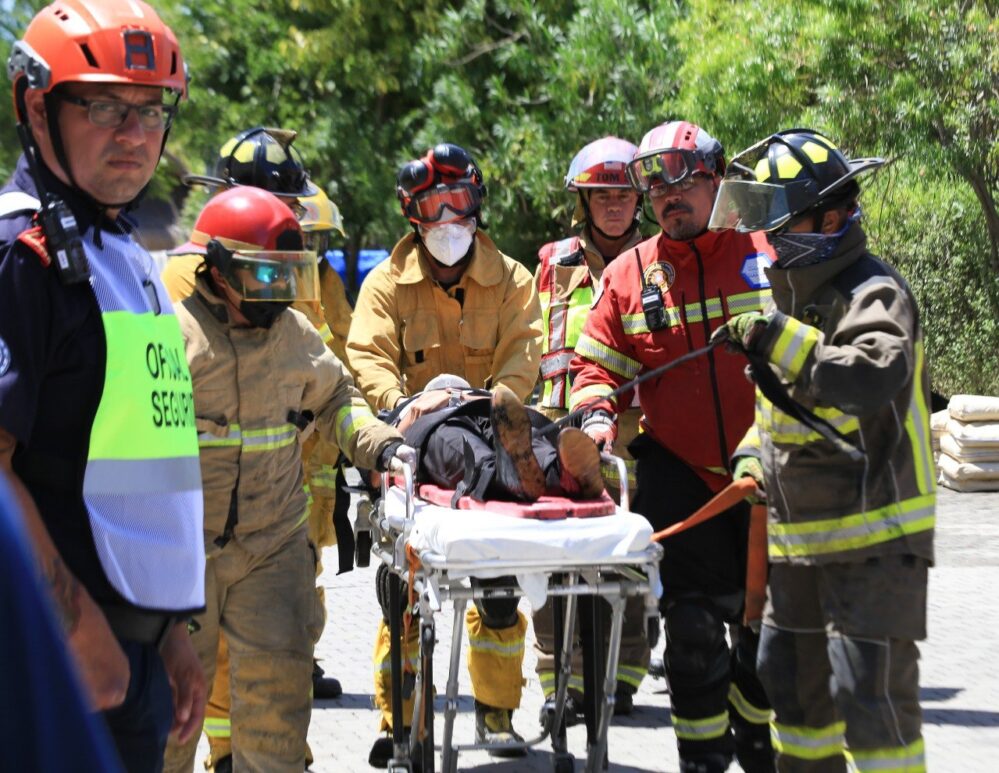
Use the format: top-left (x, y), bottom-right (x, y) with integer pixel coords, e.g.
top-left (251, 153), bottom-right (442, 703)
top-left (420, 220), bottom-right (476, 266)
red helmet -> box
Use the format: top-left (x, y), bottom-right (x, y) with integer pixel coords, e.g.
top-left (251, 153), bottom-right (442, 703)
top-left (627, 121), bottom-right (725, 194)
top-left (191, 187), bottom-right (320, 303)
top-left (565, 137), bottom-right (638, 191)
top-left (182, 186), bottom-right (302, 254)
top-left (396, 143), bottom-right (486, 224)
top-left (8, 0), bottom-right (187, 102)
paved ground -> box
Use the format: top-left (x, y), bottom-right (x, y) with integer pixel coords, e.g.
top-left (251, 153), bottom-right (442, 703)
top-left (198, 485), bottom-right (999, 771)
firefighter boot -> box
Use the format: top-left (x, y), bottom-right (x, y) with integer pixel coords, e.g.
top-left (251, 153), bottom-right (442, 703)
top-left (312, 659), bottom-right (342, 700)
top-left (557, 427), bottom-right (605, 499)
top-left (491, 385), bottom-right (546, 500)
top-left (474, 700), bottom-right (527, 758)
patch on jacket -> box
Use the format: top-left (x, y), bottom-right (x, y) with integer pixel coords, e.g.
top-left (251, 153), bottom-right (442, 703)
top-left (643, 261), bottom-right (675, 293)
top-left (740, 251), bottom-right (772, 289)
top-left (16, 226), bottom-right (51, 268)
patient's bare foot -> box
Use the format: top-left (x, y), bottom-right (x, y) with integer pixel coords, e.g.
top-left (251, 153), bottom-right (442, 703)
top-left (490, 384), bottom-right (546, 500)
top-left (558, 427), bottom-right (605, 500)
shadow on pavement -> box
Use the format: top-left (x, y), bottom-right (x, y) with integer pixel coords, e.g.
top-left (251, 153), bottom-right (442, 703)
top-left (920, 686), bottom-right (964, 702)
top-left (923, 708), bottom-right (999, 727)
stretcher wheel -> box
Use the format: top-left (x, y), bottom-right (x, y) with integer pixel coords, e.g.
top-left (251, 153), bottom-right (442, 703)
top-left (355, 529), bottom-right (372, 568)
top-left (553, 752), bottom-right (575, 773)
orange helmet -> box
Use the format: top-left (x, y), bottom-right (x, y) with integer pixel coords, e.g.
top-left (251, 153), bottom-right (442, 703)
top-left (8, 0), bottom-right (187, 102)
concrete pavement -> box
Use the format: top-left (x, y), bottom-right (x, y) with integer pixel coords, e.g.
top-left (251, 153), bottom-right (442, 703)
top-left (197, 485), bottom-right (999, 771)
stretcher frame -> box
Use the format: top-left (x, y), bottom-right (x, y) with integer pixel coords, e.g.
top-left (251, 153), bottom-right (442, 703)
top-left (363, 456), bottom-right (663, 773)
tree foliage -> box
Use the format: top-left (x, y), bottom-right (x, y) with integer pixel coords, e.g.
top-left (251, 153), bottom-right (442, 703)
top-left (0, 0), bottom-right (996, 393)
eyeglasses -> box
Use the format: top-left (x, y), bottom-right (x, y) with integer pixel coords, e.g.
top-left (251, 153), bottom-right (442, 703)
top-left (57, 93), bottom-right (176, 131)
top-left (249, 262), bottom-right (291, 285)
top-left (648, 173), bottom-right (709, 198)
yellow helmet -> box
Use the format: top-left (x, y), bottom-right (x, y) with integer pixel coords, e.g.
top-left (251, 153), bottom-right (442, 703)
top-left (300, 188), bottom-right (346, 237)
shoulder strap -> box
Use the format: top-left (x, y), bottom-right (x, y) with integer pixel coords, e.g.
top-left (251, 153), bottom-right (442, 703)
top-left (0, 191), bottom-right (41, 219)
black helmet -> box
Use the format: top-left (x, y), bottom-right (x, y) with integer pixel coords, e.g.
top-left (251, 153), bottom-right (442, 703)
top-left (184, 126), bottom-right (318, 198)
top-left (710, 129), bottom-right (885, 233)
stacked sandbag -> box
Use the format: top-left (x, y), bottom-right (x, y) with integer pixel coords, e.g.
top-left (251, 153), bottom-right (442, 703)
top-left (936, 395), bottom-right (999, 492)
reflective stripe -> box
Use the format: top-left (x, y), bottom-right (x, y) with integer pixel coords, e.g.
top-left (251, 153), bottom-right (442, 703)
top-left (335, 403), bottom-right (379, 448)
top-left (904, 342), bottom-right (935, 496)
top-left (309, 464), bottom-right (339, 491)
top-left (198, 424), bottom-right (242, 448)
top-left (616, 663), bottom-right (646, 689)
top-left (539, 671), bottom-right (586, 698)
top-left (683, 296), bottom-right (723, 324)
top-left (242, 423), bottom-right (297, 452)
top-left (768, 493), bottom-right (935, 558)
top-left (203, 717), bottom-right (231, 739)
top-left (728, 683), bottom-right (773, 725)
top-left (317, 322), bottom-right (334, 345)
top-left (601, 457), bottom-right (637, 490)
top-left (85, 456), bottom-right (202, 495)
top-left (727, 289), bottom-right (772, 315)
top-left (771, 720), bottom-right (846, 760)
top-left (672, 710), bottom-right (729, 740)
top-left (851, 737), bottom-right (926, 772)
top-left (467, 635), bottom-right (525, 658)
top-left (769, 316), bottom-right (820, 380)
top-left (540, 350), bottom-right (574, 380)
top-left (575, 334), bottom-right (641, 380)
top-left (758, 397), bottom-right (860, 445)
top-left (569, 383), bottom-right (617, 411)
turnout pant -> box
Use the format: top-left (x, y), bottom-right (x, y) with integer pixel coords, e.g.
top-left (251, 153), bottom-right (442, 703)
top-left (758, 558), bottom-right (928, 772)
top-left (164, 530), bottom-right (321, 773)
top-left (630, 434), bottom-right (774, 772)
top-left (373, 574), bottom-right (527, 730)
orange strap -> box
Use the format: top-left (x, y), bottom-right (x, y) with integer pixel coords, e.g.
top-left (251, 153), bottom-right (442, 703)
top-left (744, 503), bottom-right (768, 626)
top-left (650, 477), bottom-right (758, 542)
top-left (402, 544), bottom-right (421, 674)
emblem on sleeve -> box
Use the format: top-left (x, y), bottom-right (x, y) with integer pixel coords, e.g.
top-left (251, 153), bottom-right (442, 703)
top-left (643, 261), bottom-right (675, 294)
top-left (0, 337), bottom-right (10, 377)
top-left (740, 252), bottom-right (773, 290)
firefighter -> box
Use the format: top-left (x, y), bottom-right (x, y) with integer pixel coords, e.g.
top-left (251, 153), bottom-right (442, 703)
top-left (345, 142), bottom-right (542, 765)
top-left (532, 136), bottom-right (649, 722)
top-left (162, 186), bottom-right (405, 773)
top-left (570, 120), bottom-right (776, 773)
top-left (710, 129), bottom-right (933, 772)
top-left (161, 130), bottom-right (352, 772)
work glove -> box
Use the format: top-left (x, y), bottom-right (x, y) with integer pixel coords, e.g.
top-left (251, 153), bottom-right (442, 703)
top-left (377, 442), bottom-right (418, 473)
top-left (711, 312), bottom-right (770, 352)
top-left (733, 455), bottom-right (766, 504)
top-left (581, 410), bottom-right (617, 454)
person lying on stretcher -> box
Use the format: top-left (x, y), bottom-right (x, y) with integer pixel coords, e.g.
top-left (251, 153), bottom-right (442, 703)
top-left (381, 375), bottom-right (605, 503)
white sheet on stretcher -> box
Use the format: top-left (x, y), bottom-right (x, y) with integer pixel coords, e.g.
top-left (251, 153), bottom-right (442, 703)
top-left (386, 486), bottom-right (661, 607)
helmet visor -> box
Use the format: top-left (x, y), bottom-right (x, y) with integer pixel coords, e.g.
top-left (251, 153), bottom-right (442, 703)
top-left (627, 149), bottom-right (701, 193)
top-left (407, 182), bottom-right (482, 223)
top-left (224, 251), bottom-right (320, 302)
top-left (708, 179), bottom-right (791, 233)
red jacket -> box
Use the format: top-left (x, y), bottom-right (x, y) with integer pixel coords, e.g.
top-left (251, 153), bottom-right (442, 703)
top-left (569, 228), bottom-right (774, 491)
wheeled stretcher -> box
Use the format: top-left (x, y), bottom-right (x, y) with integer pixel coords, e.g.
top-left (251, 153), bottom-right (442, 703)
top-left (359, 456), bottom-right (663, 773)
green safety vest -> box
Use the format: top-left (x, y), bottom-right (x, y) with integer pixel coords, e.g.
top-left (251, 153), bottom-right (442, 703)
top-left (81, 231), bottom-right (204, 611)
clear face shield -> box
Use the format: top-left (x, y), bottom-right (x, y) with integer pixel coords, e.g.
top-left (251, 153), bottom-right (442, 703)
top-left (222, 250), bottom-right (320, 302)
top-left (708, 178), bottom-right (794, 233)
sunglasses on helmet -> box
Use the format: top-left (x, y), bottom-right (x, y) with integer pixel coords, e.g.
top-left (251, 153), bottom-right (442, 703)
top-left (626, 149), bottom-right (718, 193)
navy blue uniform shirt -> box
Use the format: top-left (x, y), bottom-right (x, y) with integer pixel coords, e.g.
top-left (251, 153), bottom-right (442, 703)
top-left (0, 155), bottom-right (139, 609)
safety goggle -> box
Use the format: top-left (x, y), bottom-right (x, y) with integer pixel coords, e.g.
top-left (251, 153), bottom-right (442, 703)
top-left (405, 183), bottom-right (482, 223)
top-left (627, 149), bottom-right (713, 193)
top-left (224, 251), bottom-right (320, 302)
